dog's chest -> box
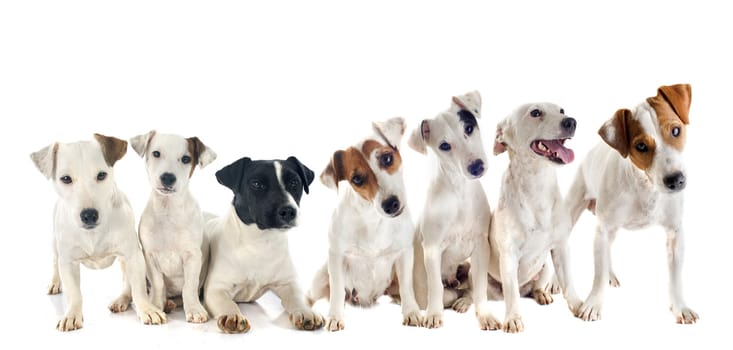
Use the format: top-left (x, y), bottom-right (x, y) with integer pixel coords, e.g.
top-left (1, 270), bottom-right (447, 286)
top-left (224, 235), bottom-right (294, 301)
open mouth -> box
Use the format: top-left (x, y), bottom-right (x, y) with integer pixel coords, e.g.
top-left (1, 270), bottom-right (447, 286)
top-left (530, 139), bottom-right (574, 164)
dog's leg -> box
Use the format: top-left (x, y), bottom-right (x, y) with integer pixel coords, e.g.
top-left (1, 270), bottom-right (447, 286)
top-left (204, 284), bottom-right (250, 334)
top-left (326, 252), bottom-right (346, 332)
top-left (665, 226), bottom-right (698, 324)
top-left (56, 261), bottom-right (83, 331)
top-left (395, 248), bottom-right (422, 327)
top-left (48, 251), bottom-right (62, 295)
top-left (423, 245), bottom-right (445, 328)
top-left (448, 261), bottom-right (472, 312)
top-left (306, 263), bottom-right (329, 307)
top-left (272, 282), bottom-right (325, 331)
top-left (472, 235), bottom-right (501, 330)
top-left (576, 224), bottom-right (614, 321)
top-left (551, 243), bottom-right (582, 314)
top-left (182, 251), bottom-right (209, 323)
top-left (531, 263), bottom-right (554, 305)
top-left (608, 229), bottom-right (620, 287)
top-left (123, 251), bottom-right (167, 325)
top-left (145, 255), bottom-right (167, 312)
top-left (108, 260), bottom-right (132, 313)
top-left (499, 253), bottom-right (524, 333)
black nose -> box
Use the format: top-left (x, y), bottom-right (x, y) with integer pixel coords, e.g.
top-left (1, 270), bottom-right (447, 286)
top-left (277, 205), bottom-right (297, 225)
top-left (663, 172), bottom-right (686, 191)
top-left (80, 208), bottom-right (99, 226)
top-left (381, 195), bottom-right (401, 216)
top-left (160, 173), bottom-right (176, 187)
top-left (561, 117), bottom-right (577, 133)
top-left (468, 159), bottom-right (485, 177)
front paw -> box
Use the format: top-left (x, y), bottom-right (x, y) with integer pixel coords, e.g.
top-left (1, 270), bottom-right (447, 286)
top-left (107, 294), bottom-right (131, 313)
top-left (217, 314), bottom-right (251, 333)
top-left (673, 306), bottom-right (699, 324)
top-left (47, 281), bottom-right (62, 295)
top-left (566, 296), bottom-right (583, 314)
top-left (402, 309), bottom-right (422, 327)
top-left (533, 288), bottom-right (554, 305)
top-left (476, 312), bottom-right (501, 331)
top-left (503, 315), bottom-right (524, 333)
top-left (56, 312), bottom-right (83, 332)
top-left (451, 296), bottom-right (471, 313)
top-left (576, 298), bottom-right (602, 321)
top-left (137, 304), bottom-right (167, 325)
top-left (185, 305), bottom-right (209, 323)
top-left (609, 272), bottom-right (621, 287)
top-left (290, 309), bottom-right (325, 331)
top-left (422, 312), bottom-right (443, 329)
top-left (326, 316), bottom-right (344, 332)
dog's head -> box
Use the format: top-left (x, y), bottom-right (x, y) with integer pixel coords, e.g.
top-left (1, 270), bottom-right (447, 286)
top-left (599, 84), bottom-right (691, 193)
top-left (31, 134), bottom-right (128, 230)
top-left (216, 156), bottom-right (314, 230)
top-left (130, 131), bottom-right (216, 195)
top-left (321, 117), bottom-right (407, 218)
top-left (494, 102), bottom-right (576, 165)
top-left (408, 91), bottom-right (488, 179)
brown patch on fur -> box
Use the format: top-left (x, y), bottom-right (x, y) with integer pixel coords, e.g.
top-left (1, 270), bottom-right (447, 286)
top-left (361, 140), bottom-right (403, 175)
top-left (94, 133), bottom-right (128, 167)
top-left (647, 84), bottom-right (690, 152)
top-left (325, 147), bottom-right (378, 201)
top-left (587, 199), bottom-right (596, 215)
top-left (186, 137), bottom-right (206, 177)
top-left (599, 109), bottom-right (656, 171)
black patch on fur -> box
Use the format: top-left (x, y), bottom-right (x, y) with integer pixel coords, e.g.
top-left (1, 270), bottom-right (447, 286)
top-left (458, 109), bottom-right (478, 129)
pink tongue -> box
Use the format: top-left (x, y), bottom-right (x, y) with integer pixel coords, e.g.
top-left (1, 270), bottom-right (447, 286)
top-left (544, 140), bottom-right (574, 164)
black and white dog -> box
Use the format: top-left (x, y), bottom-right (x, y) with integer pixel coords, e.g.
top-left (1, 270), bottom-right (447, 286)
top-left (203, 156), bottom-right (324, 333)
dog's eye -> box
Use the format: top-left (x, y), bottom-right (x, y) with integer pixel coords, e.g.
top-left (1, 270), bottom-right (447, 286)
top-left (635, 142), bottom-right (649, 153)
top-left (380, 153), bottom-right (393, 167)
top-left (97, 172), bottom-right (107, 181)
top-left (152, 151), bottom-right (161, 158)
top-left (250, 180), bottom-right (266, 191)
top-left (672, 127), bottom-right (681, 137)
top-left (530, 109), bottom-right (542, 118)
top-left (439, 142), bottom-right (452, 151)
top-left (288, 178), bottom-right (300, 190)
top-left (181, 155), bottom-right (192, 164)
top-left (560, 108), bottom-right (565, 114)
top-left (464, 124), bottom-right (474, 135)
top-left (60, 175), bottom-right (72, 184)
top-left (351, 174), bottom-right (364, 187)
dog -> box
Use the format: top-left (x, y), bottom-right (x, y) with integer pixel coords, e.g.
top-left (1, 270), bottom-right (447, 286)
top-left (307, 117), bottom-right (422, 332)
top-left (490, 103), bottom-right (581, 332)
top-left (203, 156), bottom-right (324, 333)
top-left (31, 134), bottom-right (166, 331)
top-left (407, 91), bottom-right (498, 329)
top-left (125, 130), bottom-right (216, 323)
top-left (567, 84), bottom-right (698, 324)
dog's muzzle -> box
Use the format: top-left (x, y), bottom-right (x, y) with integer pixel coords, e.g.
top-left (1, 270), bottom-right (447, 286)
top-left (80, 208), bottom-right (99, 229)
top-left (663, 171), bottom-right (686, 192)
top-left (381, 195), bottom-right (403, 217)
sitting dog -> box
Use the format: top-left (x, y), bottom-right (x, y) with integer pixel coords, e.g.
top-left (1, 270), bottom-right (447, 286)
top-left (127, 130), bottom-right (216, 323)
top-left (490, 103), bottom-right (581, 332)
top-left (31, 134), bottom-right (166, 331)
top-left (567, 84), bottom-right (698, 324)
top-left (204, 156), bottom-right (323, 333)
top-left (407, 91), bottom-right (497, 330)
top-left (307, 117), bottom-right (422, 332)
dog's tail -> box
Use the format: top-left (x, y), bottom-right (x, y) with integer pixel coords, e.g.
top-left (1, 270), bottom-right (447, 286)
top-left (565, 168), bottom-right (593, 229)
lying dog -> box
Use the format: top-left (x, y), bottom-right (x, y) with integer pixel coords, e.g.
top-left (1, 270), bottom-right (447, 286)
top-left (490, 103), bottom-right (581, 332)
top-left (204, 156), bottom-right (323, 333)
top-left (128, 131), bottom-right (216, 323)
top-left (31, 134), bottom-right (166, 331)
top-left (568, 84), bottom-right (698, 324)
top-left (307, 117), bottom-right (422, 332)
top-left (408, 91), bottom-right (497, 329)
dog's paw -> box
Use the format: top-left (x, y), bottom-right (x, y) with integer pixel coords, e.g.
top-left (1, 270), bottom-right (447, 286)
top-left (290, 309), bottom-right (325, 331)
top-left (533, 289), bottom-right (554, 305)
top-left (402, 310), bottom-right (422, 327)
top-left (476, 312), bottom-right (501, 331)
top-left (451, 296), bottom-right (471, 313)
top-left (326, 316), bottom-right (345, 332)
top-left (185, 305), bottom-right (209, 323)
top-left (56, 312), bottom-right (83, 332)
top-left (107, 295), bottom-right (131, 313)
top-left (422, 313), bottom-right (443, 329)
top-left (164, 299), bottom-right (177, 313)
top-left (47, 281), bottom-right (62, 295)
top-left (547, 281), bottom-right (562, 295)
top-left (217, 314), bottom-right (251, 334)
top-left (673, 306), bottom-right (699, 324)
top-left (566, 296), bottom-right (583, 314)
top-left (576, 299), bottom-right (602, 321)
top-left (503, 315), bottom-right (524, 333)
top-left (609, 272), bottom-right (621, 288)
top-left (137, 305), bottom-right (167, 325)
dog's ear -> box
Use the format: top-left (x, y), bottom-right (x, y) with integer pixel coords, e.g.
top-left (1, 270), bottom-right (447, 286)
top-left (654, 84), bottom-right (691, 124)
top-left (130, 130), bottom-right (156, 157)
top-left (452, 90), bottom-right (482, 116)
top-left (285, 156), bottom-right (315, 194)
top-left (215, 157), bottom-right (251, 192)
top-left (187, 137), bottom-right (217, 169)
top-left (30, 143), bottom-right (59, 179)
top-left (599, 109), bottom-right (633, 158)
top-left (407, 120), bottom-right (430, 154)
top-left (373, 117), bottom-right (406, 150)
top-left (493, 121), bottom-right (508, 155)
top-left (320, 150), bottom-right (344, 190)
top-left (94, 134), bottom-right (128, 167)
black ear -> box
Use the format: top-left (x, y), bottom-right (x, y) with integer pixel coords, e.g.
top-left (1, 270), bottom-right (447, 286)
top-left (285, 156), bottom-right (315, 194)
top-left (215, 157), bottom-right (251, 192)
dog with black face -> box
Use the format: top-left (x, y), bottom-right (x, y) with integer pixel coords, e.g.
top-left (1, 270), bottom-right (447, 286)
top-left (203, 156), bottom-right (324, 333)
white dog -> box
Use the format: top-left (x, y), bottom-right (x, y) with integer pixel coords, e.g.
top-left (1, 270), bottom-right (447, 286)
top-left (407, 91), bottom-right (497, 329)
top-left (31, 134), bottom-right (166, 331)
top-left (490, 103), bottom-right (582, 332)
top-left (567, 84), bottom-right (698, 324)
top-left (307, 117), bottom-right (422, 332)
top-left (127, 130), bottom-right (216, 323)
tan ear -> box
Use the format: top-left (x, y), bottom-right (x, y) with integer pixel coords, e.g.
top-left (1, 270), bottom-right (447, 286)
top-left (372, 117), bottom-right (406, 149)
top-left (30, 143), bottom-right (59, 179)
top-left (407, 120), bottom-right (429, 154)
top-left (452, 90), bottom-right (482, 115)
top-left (187, 137), bottom-right (216, 169)
top-left (130, 130), bottom-right (156, 157)
top-left (94, 134), bottom-right (128, 166)
top-left (493, 121), bottom-right (507, 155)
top-left (320, 150), bottom-right (344, 190)
top-left (657, 84), bottom-right (691, 124)
top-left (599, 109), bottom-right (632, 158)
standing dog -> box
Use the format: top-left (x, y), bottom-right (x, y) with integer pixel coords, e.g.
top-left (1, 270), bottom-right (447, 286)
top-left (567, 84), bottom-right (698, 324)
top-left (204, 156), bottom-right (324, 333)
top-left (307, 117), bottom-right (422, 332)
top-left (32, 134), bottom-right (166, 331)
top-left (408, 91), bottom-right (497, 329)
top-left (490, 103), bottom-right (581, 332)
top-left (128, 131), bottom-right (216, 323)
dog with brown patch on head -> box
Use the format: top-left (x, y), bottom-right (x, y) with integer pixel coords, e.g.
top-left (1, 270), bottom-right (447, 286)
top-left (566, 84), bottom-right (698, 324)
top-left (31, 134), bottom-right (166, 331)
top-left (307, 117), bottom-right (422, 332)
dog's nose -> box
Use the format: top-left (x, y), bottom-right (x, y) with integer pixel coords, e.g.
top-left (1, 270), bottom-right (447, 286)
top-left (160, 173), bottom-right (176, 187)
top-left (277, 205), bottom-right (297, 225)
top-left (468, 159), bottom-right (485, 177)
top-left (561, 117), bottom-right (577, 133)
top-left (80, 208), bottom-right (99, 227)
top-left (663, 172), bottom-right (686, 191)
top-left (381, 196), bottom-right (401, 216)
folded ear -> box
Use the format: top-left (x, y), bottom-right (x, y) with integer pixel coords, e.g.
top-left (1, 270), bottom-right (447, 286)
top-left (320, 150), bottom-right (344, 190)
top-left (599, 109), bottom-right (632, 158)
top-left (130, 130), bottom-right (156, 157)
top-left (407, 120), bottom-right (429, 154)
top-left (30, 143), bottom-right (59, 179)
top-left (215, 157), bottom-right (251, 192)
top-left (493, 121), bottom-right (507, 155)
top-left (94, 133), bottom-right (128, 167)
top-left (452, 90), bottom-right (482, 115)
top-left (657, 84), bottom-right (691, 124)
top-left (187, 137), bottom-right (217, 169)
top-left (285, 156), bottom-right (315, 194)
top-left (372, 117), bottom-right (406, 150)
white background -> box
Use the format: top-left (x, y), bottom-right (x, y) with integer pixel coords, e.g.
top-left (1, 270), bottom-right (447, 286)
top-left (0, 1), bottom-right (729, 349)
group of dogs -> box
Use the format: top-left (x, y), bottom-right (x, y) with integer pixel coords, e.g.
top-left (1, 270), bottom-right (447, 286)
top-left (32, 84), bottom-right (698, 334)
